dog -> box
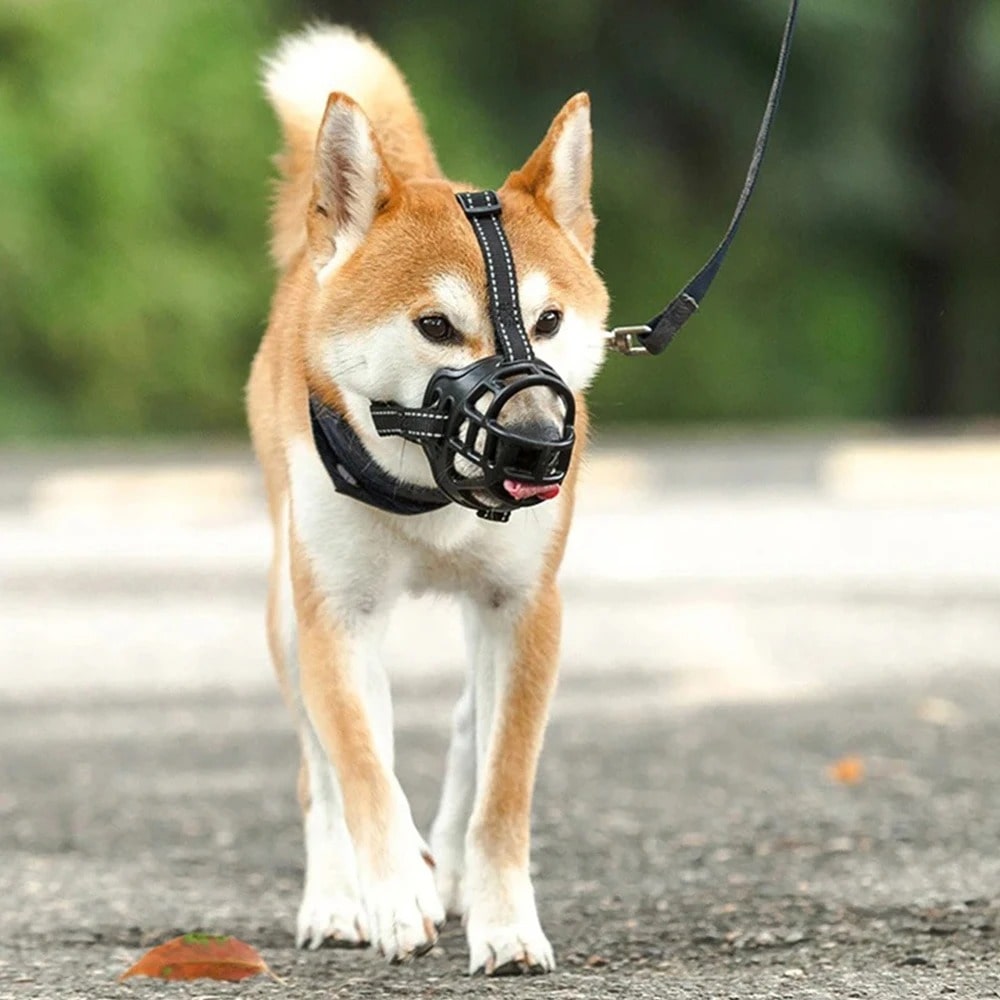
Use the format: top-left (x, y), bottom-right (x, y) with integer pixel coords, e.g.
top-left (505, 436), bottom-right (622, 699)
top-left (246, 23), bottom-right (609, 975)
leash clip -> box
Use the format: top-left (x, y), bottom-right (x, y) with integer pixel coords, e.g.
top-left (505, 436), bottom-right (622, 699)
top-left (605, 325), bottom-right (651, 356)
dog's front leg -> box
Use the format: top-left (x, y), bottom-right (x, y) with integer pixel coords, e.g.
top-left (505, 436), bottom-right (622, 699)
top-left (463, 582), bottom-right (561, 976)
top-left (291, 546), bottom-right (444, 962)
top-left (429, 609), bottom-right (479, 918)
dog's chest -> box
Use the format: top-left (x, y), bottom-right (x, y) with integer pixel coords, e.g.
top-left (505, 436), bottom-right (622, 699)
top-left (289, 436), bottom-right (560, 607)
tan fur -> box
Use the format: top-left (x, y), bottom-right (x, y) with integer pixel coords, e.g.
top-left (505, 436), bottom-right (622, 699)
top-left (266, 27), bottom-right (441, 270)
top-left (248, 22), bottom-right (609, 970)
top-left (290, 534), bottom-right (396, 868)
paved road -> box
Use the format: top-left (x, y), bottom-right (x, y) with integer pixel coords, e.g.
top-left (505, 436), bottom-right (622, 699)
top-left (2, 434), bottom-right (999, 998)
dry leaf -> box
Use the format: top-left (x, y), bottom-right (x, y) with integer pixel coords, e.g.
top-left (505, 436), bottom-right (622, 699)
top-left (119, 933), bottom-right (279, 983)
top-left (827, 755), bottom-right (865, 785)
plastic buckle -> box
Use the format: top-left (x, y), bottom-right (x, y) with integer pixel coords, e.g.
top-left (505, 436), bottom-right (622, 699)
top-left (457, 192), bottom-right (502, 217)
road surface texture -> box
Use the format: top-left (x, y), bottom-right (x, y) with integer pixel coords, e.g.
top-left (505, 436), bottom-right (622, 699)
top-left (2, 432), bottom-right (999, 999)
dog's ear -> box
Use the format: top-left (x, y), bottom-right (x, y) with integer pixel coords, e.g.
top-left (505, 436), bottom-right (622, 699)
top-left (308, 92), bottom-right (393, 278)
top-left (508, 93), bottom-right (595, 258)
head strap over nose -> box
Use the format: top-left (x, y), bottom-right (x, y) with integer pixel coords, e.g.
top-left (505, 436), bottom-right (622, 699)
top-left (366, 187), bottom-right (576, 522)
top-left (454, 191), bottom-right (534, 362)
top-left (370, 189), bottom-right (538, 444)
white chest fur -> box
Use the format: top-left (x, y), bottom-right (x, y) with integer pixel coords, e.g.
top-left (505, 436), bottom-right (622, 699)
top-left (287, 437), bottom-right (561, 616)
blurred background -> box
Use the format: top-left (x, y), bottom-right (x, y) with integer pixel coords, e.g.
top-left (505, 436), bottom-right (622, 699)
top-left (4, 5), bottom-right (1000, 990)
top-left (1, 0), bottom-right (998, 437)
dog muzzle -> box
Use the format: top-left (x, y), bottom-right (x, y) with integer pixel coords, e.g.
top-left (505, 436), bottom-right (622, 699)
top-left (368, 190), bottom-right (576, 523)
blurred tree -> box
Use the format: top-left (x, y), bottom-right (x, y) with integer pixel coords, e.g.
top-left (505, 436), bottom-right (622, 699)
top-left (0, 0), bottom-right (279, 436)
top-left (903, 0), bottom-right (976, 417)
top-left (0, 0), bottom-right (996, 439)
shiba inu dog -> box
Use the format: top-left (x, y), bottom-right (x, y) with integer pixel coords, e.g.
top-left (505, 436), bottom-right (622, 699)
top-left (246, 23), bottom-right (608, 975)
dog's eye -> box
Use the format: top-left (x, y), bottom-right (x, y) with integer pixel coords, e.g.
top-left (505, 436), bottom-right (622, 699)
top-left (416, 314), bottom-right (458, 344)
top-left (534, 310), bottom-right (562, 338)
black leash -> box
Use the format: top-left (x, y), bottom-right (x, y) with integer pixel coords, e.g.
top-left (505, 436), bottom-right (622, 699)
top-left (608, 0), bottom-right (800, 357)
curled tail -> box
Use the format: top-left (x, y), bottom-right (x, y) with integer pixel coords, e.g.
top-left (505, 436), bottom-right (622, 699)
top-left (262, 24), bottom-right (441, 271)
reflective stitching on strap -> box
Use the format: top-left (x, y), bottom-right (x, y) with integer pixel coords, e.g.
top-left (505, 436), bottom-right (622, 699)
top-left (375, 427), bottom-right (441, 439)
top-left (370, 404), bottom-right (448, 441)
top-left (469, 213), bottom-right (516, 361)
top-left (369, 410), bottom-right (446, 420)
top-left (488, 212), bottom-right (532, 359)
top-left (369, 409), bottom-right (446, 421)
top-left (457, 190), bottom-right (533, 363)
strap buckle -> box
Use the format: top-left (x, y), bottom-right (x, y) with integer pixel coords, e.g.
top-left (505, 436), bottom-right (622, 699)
top-left (605, 325), bottom-right (651, 356)
top-left (456, 191), bottom-right (501, 217)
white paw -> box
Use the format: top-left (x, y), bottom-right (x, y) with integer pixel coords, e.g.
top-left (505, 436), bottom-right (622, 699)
top-left (429, 840), bottom-right (465, 918)
top-left (466, 913), bottom-right (555, 976)
top-left (296, 890), bottom-right (369, 949)
top-left (464, 863), bottom-right (554, 976)
top-left (361, 848), bottom-right (446, 962)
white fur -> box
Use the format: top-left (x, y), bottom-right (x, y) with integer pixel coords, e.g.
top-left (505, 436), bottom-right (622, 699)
top-left (297, 742), bottom-right (370, 948)
top-left (464, 862), bottom-right (555, 975)
top-left (534, 305), bottom-right (606, 394)
top-left (263, 25), bottom-right (388, 135)
top-left (288, 439), bottom-right (448, 959)
top-left (457, 594), bottom-right (555, 973)
top-left (315, 269), bottom-right (605, 501)
top-left (273, 101), bottom-right (602, 972)
top-left (428, 631), bottom-right (477, 916)
top-left (313, 100), bottom-right (386, 276)
top-left (432, 273), bottom-right (483, 338)
top-left (274, 500), bottom-right (369, 948)
top-left (517, 271), bottom-right (551, 329)
top-left (518, 268), bottom-right (605, 393)
top-left (287, 432), bottom-right (559, 961)
top-left (546, 99), bottom-right (593, 260)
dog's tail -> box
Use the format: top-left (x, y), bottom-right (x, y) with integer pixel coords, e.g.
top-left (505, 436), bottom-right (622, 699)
top-left (262, 24), bottom-right (441, 271)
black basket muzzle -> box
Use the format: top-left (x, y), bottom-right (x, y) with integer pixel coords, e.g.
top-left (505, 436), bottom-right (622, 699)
top-left (369, 190), bottom-right (577, 522)
top-left (423, 355), bottom-right (575, 515)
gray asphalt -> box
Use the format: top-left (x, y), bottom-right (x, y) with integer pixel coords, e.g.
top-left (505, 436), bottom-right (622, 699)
top-left (2, 436), bottom-right (999, 999)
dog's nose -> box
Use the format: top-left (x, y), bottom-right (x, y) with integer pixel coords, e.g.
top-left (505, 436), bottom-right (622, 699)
top-left (505, 419), bottom-right (564, 444)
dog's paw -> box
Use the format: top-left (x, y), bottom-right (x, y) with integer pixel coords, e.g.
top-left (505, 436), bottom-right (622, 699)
top-left (361, 849), bottom-right (446, 962)
top-left (466, 916), bottom-right (555, 976)
top-left (296, 890), bottom-right (370, 950)
top-left (430, 847), bottom-right (465, 918)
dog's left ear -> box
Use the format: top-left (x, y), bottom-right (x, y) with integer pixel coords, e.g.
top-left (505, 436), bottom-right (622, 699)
top-left (507, 93), bottom-right (595, 258)
top-left (308, 92), bottom-right (394, 277)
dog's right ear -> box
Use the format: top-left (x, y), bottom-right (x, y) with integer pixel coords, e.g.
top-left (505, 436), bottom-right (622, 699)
top-left (308, 92), bottom-right (393, 278)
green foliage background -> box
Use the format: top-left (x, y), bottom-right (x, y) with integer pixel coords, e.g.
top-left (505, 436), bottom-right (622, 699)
top-left (1, 0), bottom-right (997, 439)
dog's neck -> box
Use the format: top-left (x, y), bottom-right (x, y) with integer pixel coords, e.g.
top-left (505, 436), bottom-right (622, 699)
top-left (309, 395), bottom-right (449, 517)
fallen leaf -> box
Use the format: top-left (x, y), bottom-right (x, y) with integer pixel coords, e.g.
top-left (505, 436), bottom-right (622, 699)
top-left (118, 933), bottom-right (280, 983)
top-left (827, 755), bottom-right (865, 785)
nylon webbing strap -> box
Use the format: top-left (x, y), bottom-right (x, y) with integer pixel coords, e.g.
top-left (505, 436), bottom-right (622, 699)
top-left (369, 404), bottom-right (448, 440)
top-left (455, 190), bottom-right (534, 362)
top-left (640, 0), bottom-right (800, 355)
top-left (310, 397), bottom-right (449, 514)
top-left (371, 189), bottom-right (535, 442)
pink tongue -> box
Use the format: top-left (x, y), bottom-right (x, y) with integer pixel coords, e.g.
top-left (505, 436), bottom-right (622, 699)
top-left (504, 479), bottom-right (561, 502)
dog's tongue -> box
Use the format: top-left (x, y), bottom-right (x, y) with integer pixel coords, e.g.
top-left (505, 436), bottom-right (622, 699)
top-left (504, 479), bottom-right (561, 503)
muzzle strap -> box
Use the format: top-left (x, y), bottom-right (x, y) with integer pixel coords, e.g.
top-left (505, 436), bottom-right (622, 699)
top-left (371, 188), bottom-right (539, 443)
top-left (310, 397), bottom-right (449, 515)
top-left (455, 191), bottom-right (534, 362)
top-left (367, 188), bottom-right (574, 522)
top-left (369, 404), bottom-right (447, 440)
